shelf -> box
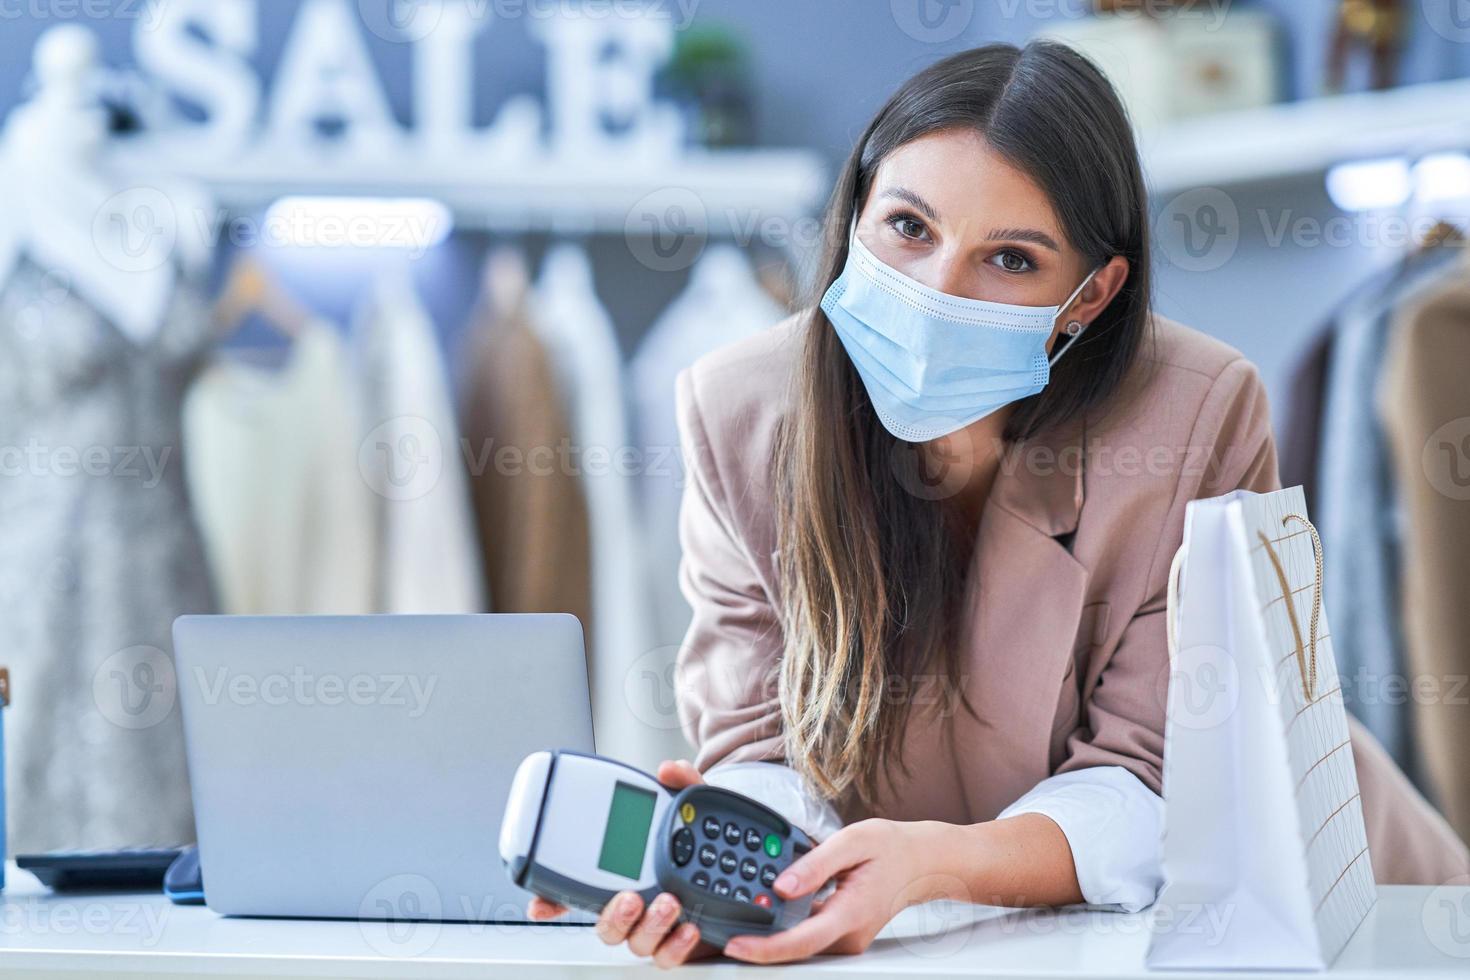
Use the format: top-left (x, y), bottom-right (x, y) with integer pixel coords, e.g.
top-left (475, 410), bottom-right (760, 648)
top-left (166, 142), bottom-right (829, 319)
top-left (1142, 77), bottom-right (1470, 197)
top-left (107, 137), bottom-right (829, 236)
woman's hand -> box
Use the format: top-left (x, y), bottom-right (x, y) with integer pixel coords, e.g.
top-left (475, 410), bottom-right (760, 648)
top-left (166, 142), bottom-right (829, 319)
top-left (720, 818), bottom-right (953, 964)
top-left (525, 759), bottom-right (719, 969)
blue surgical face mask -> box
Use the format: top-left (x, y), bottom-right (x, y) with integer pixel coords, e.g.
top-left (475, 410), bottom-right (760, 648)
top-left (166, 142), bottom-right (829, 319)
top-left (819, 218), bottom-right (1100, 443)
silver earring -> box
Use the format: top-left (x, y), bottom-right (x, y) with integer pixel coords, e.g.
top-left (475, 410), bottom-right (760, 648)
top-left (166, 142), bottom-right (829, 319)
top-left (1048, 320), bottom-right (1091, 368)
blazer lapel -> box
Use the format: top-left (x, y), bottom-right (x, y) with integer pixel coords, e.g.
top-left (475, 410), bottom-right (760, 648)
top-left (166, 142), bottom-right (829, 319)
top-left (953, 417), bottom-right (1092, 819)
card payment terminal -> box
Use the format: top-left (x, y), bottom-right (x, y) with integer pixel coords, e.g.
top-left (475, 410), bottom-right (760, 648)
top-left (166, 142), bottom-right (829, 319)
top-left (499, 750), bottom-right (816, 949)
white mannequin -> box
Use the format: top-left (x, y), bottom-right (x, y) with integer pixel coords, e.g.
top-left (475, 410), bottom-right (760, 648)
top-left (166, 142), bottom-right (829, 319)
top-left (0, 25), bottom-right (213, 343)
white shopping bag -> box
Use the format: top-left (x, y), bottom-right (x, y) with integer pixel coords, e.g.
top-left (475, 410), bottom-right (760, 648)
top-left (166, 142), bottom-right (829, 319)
top-left (1146, 486), bottom-right (1376, 971)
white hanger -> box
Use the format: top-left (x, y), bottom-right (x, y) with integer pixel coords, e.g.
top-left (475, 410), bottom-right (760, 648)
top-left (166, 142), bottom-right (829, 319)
top-left (534, 241), bottom-right (597, 324)
top-left (0, 25), bottom-right (213, 345)
top-left (480, 244), bottom-right (531, 320)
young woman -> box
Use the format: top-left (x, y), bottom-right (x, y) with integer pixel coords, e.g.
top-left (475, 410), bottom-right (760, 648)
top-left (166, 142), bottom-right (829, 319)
top-left (531, 40), bottom-right (1470, 967)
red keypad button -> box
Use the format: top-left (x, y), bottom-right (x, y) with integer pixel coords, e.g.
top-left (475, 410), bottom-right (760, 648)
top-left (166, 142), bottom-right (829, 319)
top-left (753, 893), bottom-right (772, 908)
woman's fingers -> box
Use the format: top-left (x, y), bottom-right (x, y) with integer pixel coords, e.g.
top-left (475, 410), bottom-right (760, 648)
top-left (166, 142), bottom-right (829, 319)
top-left (773, 822), bottom-right (872, 899)
top-left (654, 758), bottom-right (703, 789)
top-left (595, 891), bottom-right (644, 945)
top-left (723, 891), bottom-right (855, 964)
top-left (526, 896), bottom-right (567, 920)
top-left (626, 893), bottom-right (683, 957)
top-left (651, 921), bottom-right (705, 969)
top-left (594, 883), bottom-right (712, 966)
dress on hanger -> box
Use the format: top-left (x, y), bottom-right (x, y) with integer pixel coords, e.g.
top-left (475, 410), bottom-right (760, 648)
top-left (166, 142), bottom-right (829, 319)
top-left (461, 251), bottom-right (592, 634)
top-left (354, 275), bottom-right (486, 614)
top-left (0, 255), bottom-right (214, 852)
top-left (183, 321), bottom-right (376, 615)
top-left (1379, 255), bottom-right (1470, 843)
top-left (531, 245), bottom-right (657, 770)
top-left (1315, 246), bottom-right (1458, 774)
top-left (628, 245), bottom-right (785, 762)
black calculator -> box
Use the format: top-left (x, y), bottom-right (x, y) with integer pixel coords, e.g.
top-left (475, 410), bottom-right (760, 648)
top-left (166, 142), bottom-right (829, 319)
top-left (17, 846), bottom-right (186, 891)
top-left (500, 750), bottom-right (817, 949)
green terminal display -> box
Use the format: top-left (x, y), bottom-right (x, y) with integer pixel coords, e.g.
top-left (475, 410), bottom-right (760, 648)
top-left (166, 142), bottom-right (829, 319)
top-left (597, 782), bottom-right (656, 880)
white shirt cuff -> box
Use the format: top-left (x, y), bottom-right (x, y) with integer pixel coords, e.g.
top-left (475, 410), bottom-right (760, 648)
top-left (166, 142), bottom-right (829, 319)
top-left (703, 761), bottom-right (845, 843)
top-left (996, 765), bottom-right (1164, 913)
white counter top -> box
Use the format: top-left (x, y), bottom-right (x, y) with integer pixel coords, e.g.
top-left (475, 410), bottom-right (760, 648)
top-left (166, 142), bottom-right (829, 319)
top-left (0, 867), bottom-right (1465, 978)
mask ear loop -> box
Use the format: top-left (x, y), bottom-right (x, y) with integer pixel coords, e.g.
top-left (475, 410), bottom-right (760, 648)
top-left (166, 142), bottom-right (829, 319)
top-left (1047, 267), bottom-right (1101, 367)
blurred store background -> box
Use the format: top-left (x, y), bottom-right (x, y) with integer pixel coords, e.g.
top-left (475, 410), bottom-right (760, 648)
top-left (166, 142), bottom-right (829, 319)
top-left (0, 0), bottom-right (1467, 857)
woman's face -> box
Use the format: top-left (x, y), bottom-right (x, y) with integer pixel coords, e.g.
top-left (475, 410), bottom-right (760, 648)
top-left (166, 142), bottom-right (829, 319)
top-left (855, 127), bottom-right (1127, 338)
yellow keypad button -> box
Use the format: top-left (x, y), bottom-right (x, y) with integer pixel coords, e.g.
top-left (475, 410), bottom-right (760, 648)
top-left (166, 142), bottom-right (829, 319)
top-left (680, 803), bottom-right (696, 825)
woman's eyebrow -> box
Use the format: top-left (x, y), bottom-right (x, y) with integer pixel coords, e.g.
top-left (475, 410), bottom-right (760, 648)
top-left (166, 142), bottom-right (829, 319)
top-left (876, 190), bottom-right (1062, 252)
top-left (988, 227), bottom-right (1061, 251)
top-left (879, 186), bottom-right (940, 221)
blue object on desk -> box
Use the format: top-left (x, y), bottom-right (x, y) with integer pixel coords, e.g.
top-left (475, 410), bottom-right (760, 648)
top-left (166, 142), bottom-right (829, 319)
top-left (163, 845), bottom-right (204, 905)
top-left (1, 667), bottom-right (8, 891)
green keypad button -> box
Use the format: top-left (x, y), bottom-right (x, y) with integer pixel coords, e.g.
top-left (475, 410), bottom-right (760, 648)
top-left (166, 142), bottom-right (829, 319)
top-left (762, 833), bottom-right (782, 858)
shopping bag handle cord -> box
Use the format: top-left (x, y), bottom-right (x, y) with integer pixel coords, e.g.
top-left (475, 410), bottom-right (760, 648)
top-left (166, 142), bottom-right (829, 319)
top-left (1166, 512), bottom-right (1325, 705)
top-left (1258, 513), bottom-right (1324, 701)
top-left (1165, 543), bottom-right (1186, 665)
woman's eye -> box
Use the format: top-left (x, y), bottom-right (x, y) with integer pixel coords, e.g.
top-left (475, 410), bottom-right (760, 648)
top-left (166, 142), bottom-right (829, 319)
top-left (991, 250), bottom-right (1034, 273)
top-left (888, 215), bottom-right (929, 241)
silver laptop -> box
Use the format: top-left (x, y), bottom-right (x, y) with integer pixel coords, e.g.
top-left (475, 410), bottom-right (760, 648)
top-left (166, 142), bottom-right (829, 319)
top-left (172, 613), bottom-right (594, 923)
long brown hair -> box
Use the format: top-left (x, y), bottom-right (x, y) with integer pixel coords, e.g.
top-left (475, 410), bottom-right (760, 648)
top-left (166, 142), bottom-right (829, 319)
top-left (773, 41), bottom-right (1152, 806)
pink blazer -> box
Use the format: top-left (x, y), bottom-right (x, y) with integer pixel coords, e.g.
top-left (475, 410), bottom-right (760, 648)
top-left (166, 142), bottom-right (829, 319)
top-left (674, 311), bottom-right (1470, 885)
